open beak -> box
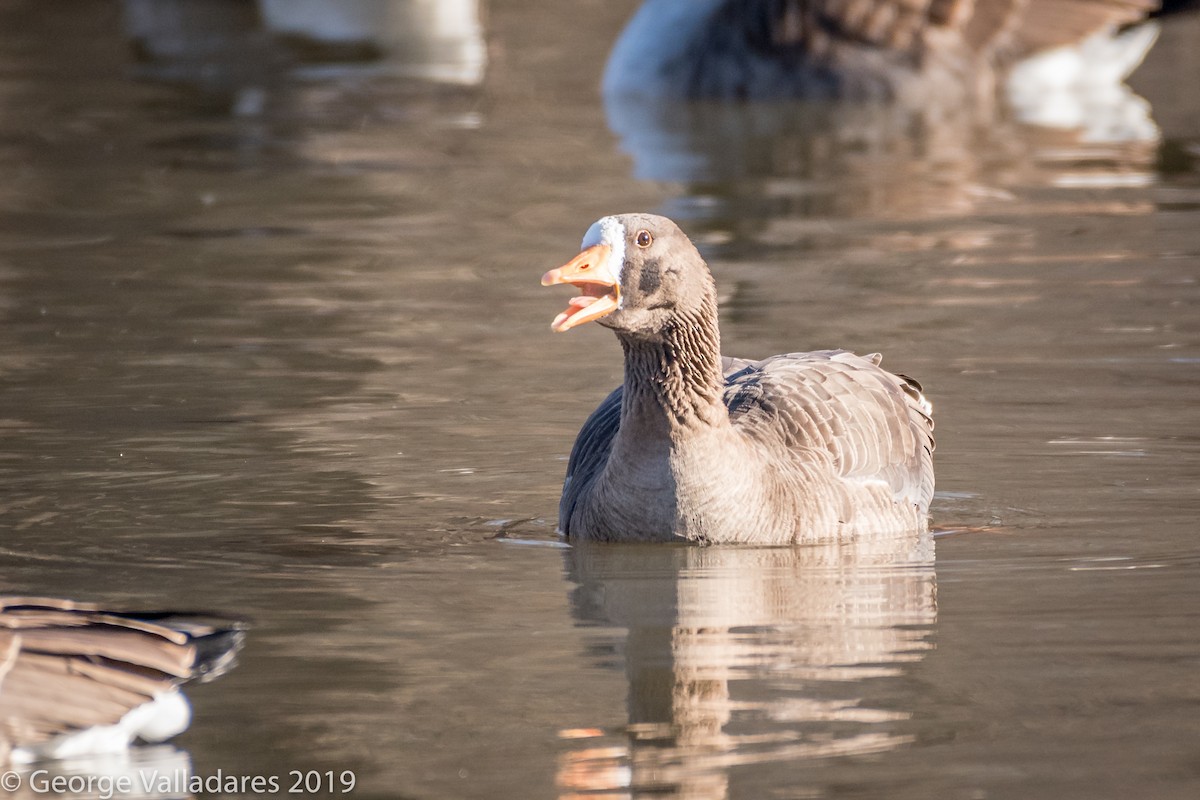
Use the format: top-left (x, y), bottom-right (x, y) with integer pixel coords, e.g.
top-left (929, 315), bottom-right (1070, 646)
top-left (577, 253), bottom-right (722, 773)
top-left (541, 244), bottom-right (620, 332)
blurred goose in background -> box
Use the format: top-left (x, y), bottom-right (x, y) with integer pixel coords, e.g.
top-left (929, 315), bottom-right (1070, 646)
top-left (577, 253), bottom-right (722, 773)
top-left (603, 0), bottom-right (1160, 106)
top-left (0, 597), bottom-right (244, 764)
top-left (257, 0), bottom-right (487, 83)
top-left (601, 1), bottom-right (1164, 224)
top-left (121, 0), bottom-right (487, 90)
top-left (542, 214), bottom-right (935, 544)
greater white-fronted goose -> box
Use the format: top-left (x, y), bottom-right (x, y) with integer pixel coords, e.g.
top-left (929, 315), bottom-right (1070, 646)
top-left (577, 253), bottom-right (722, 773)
top-left (542, 213), bottom-right (934, 544)
top-left (0, 597), bottom-right (244, 763)
top-left (603, 0), bottom-right (1158, 102)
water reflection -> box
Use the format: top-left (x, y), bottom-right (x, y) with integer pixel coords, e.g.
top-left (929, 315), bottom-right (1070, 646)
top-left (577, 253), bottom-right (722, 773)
top-left (605, 93), bottom-right (1161, 234)
top-left (559, 535), bottom-right (935, 798)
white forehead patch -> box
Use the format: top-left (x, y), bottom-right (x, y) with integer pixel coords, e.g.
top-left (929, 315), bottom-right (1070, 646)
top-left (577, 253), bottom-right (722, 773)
top-left (581, 216), bottom-right (627, 301)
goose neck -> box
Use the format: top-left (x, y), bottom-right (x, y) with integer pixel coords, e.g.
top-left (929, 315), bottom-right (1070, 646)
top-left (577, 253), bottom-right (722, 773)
top-left (618, 307), bottom-right (726, 431)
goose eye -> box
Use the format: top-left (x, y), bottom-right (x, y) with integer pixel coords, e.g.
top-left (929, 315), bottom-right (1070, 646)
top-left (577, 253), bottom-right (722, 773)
top-left (635, 230), bottom-right (653, 248)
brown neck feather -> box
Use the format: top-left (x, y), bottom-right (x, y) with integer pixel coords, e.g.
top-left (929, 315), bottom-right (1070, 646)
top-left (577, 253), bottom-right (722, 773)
top-left (617, 295), bottom-right (726, 432)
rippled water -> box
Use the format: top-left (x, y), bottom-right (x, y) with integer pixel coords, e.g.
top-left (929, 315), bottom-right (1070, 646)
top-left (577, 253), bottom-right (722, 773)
top-left (1, 1), bottom-right (1198, 798)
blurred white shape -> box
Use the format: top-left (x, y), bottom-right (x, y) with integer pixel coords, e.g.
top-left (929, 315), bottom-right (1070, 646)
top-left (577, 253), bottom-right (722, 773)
top-left (1052, 172), bottom-right (1156, 188)
top-left (259, 0), bottom-right (486, 85)
top-left (11, 692), bottom-right (191, 764)
top-left (1006, 22), bottom-right (1160, 143)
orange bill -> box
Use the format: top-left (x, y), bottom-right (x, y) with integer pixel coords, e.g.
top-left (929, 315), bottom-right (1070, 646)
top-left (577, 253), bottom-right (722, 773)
top-left (541, 244), bottom-right (620, 332)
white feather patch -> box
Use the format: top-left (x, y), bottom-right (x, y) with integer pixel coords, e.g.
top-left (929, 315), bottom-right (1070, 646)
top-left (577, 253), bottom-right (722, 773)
top-left (581, 216), bottom-right (627, 307)
top-left (9, 691), bottom-right (192, 764)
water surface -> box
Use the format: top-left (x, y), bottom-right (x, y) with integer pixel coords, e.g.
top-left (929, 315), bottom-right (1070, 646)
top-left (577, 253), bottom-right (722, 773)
top-left (0, 1), bottom-right (1198, 798)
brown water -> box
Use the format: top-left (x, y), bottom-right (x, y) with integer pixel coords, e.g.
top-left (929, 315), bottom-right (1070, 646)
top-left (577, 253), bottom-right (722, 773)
top-left (1, 1), bottom-right (1199, 799)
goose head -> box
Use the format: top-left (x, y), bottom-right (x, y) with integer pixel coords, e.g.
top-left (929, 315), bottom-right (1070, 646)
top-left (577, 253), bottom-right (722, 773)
top-left (542, 213), bottom-right (713, 339)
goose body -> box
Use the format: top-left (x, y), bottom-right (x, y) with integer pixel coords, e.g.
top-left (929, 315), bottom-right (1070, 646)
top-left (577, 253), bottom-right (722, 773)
top-left (542, 214), bottom-right (934, 545)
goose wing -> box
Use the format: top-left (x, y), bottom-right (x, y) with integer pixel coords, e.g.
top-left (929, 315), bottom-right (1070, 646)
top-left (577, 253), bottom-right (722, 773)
top-left (559, 386), bottom-right (623, 534)
top-left (723, 350), bottom-right (935, 511)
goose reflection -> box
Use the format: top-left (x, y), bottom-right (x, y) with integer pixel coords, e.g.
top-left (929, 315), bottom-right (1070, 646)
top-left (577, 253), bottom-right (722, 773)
top-left (558, 533), bottom-right (935, 799)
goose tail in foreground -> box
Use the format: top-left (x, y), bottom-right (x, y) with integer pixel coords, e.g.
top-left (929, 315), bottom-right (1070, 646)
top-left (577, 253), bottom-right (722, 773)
top-left (0, 597), bottom-right (246, 764)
